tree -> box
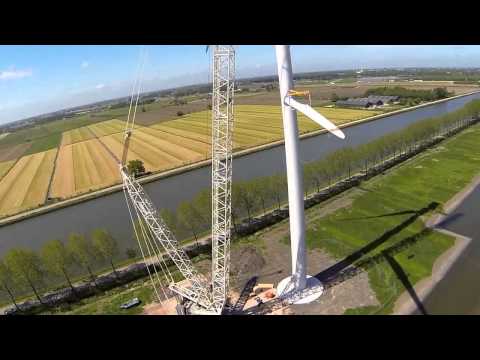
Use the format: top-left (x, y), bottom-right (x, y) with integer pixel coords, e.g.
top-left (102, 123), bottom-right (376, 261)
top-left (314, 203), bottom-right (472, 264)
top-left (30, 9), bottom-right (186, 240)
top-left (41, 240), bottom-right (76, 294)
top-left (0, 260), bottom-right (21, 311)
top-left (177, 201), bottom-right (202, 246)
top-left (330, 92), bottom-right (339, 102)
top-left (160, 208), bottom-right (178, 235)
top-left (67, 233), bottom-right (97, 284)
top-left (193, 189), bottom-right (212, 227)
top-left (5, 248), bottom-right (45, 304)
top-left (125, 248), bottom-right (137, 259)
top-left (141, 106), bottom-right (146, 113)
top-left (177, 111), bottom-right (184, 117)
top-left (252, 177), bottom-right (269, 214)
top-left (433, 87), bottom-right (449, 99)
top-left (232, 182), bottom-right (257, 223)
top-left (268, 175), bottom-right (287, 210)
top-left (127, 159), bottom-right (145, 177)
top-left (92, 229), bottom-right (119, 277)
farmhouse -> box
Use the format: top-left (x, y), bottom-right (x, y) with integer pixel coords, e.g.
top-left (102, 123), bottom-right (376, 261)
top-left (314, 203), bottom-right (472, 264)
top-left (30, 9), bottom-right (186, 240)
top-left (336, 95), bottom-right (399, 108)
top-left (336, 98), bottom-right (381, 108)
top-left (367, 95), bottom-right (399, 104)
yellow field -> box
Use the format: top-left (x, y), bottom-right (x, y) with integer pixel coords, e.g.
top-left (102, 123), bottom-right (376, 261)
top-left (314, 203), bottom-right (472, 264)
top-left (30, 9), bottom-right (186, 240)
top-left (0, 149), bottom-right (57, 217)
top-left (148, 105), bottom-right (380, 150)
top-left (0, 160), bottom-right (16, 180)
top-left (88, 119), bottom-right (131, 137)
top-left (0, 104), bottom-right (382, 216)
top-left (100, 127), bottom-right (208, 173)
top-left (62, 127), bottom-right (95, 146)
top-left (51, 138), bottom-right (120, 198)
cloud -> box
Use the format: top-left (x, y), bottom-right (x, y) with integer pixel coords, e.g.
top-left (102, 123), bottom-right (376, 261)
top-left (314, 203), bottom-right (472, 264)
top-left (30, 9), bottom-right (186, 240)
top-left (81, 61), bottom-right (89, 69)
top-left (0, 68), bottom-right (32, 80)
top-left (95, 83), bottom-right (105, 89)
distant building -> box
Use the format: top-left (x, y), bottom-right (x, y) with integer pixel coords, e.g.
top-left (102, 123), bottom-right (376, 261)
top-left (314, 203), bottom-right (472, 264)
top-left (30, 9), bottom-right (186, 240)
top-left (336, 95), bottom-right (399, 108)
top-left (367, 95), bottom-right (399, 104)
top-left (336, 98), bottom-right (379, 108)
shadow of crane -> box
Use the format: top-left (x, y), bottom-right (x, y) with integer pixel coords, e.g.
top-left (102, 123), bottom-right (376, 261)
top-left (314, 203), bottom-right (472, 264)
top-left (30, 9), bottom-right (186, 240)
top-left (242, 202), bottom-right (439, 315)
top-left (315, 201), bottom-right (439, 285)
top-left (384, 252), bottom-right (428, 315)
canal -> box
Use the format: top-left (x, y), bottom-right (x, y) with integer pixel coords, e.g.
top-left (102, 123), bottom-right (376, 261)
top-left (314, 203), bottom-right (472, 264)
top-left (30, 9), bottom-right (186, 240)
top-left (1, 92), bottom-right (480, 257)
top-left (414, 183), bottom-right (480, 315)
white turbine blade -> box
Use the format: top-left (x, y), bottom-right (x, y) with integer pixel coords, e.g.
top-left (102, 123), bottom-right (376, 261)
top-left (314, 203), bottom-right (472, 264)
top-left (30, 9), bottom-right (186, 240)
top-left (285, 96), bottom-right (345, 139)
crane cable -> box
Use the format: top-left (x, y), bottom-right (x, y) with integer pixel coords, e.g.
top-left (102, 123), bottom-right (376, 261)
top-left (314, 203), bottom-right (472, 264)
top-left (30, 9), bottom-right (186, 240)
top-left (123, 186), bottom-right (164, 304)
top-left (205, 46), bottom-right (212, 160)
top-left (133, 203), bottom-right (172, 298)
top-left (122, 46), bottom-right (147, 166)
top-left (121, 46), bottom-right (175, 305)
top-left (124, 184), bottom-right (174, 303)
top-left (125, 46), bottom-right (147, 134)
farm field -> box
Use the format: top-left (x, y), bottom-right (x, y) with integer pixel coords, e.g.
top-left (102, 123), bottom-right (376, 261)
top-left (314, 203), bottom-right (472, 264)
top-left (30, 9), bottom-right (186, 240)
top-left (60, 119), bottom-right (133, 146)
top-left (0, 133), bottom-right (9, 141)
top-left (0, 104), bottom-right (386, 215)
top-left (149, 105), bottom-right (381, 150)
top-left (61, 127), bottom-right (96, 146)
top-left (235, 81), bottom-right (480, 106)
top-left (50, 138), bottom-right (120, 199)
top-left (0, 149), bottom-right (57, 217)
top-left (0, 160), bottom-right (16, 180)
top-left (87, 119), bottom-right (130, 137)
top-left (0, 143), bottom-right (31, 162)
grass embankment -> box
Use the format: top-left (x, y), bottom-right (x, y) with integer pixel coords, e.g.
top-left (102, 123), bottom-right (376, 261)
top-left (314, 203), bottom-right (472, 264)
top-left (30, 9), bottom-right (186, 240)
top-left (300, 124), bottom-right (480, 314)
top-left (41, 277), bottom-right (155, 315)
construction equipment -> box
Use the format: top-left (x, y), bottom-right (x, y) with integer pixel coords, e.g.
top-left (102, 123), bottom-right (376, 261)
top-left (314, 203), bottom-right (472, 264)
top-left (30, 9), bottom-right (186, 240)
top-left (120, 45), bottom-right (235, 315)
top-left (120, 45), bottom-right (344, 314)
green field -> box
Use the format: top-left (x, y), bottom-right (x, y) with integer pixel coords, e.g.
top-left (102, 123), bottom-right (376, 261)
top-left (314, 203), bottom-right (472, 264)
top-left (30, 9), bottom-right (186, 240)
top-left (299, 124), bottom-right (480, 314)
top-left (24, 133), bottom-right (62, 154)
top-left (52, 278), bottom-right (155, 315)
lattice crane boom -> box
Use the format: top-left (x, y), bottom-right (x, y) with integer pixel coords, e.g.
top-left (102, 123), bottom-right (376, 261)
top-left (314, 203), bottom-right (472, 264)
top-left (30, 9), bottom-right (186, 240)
top-left (120, 45), bottom-right (235, 315)
top-left (210, 45), bottom-right (235, 313)
top-left (121, 168), bottom-right (212, 309)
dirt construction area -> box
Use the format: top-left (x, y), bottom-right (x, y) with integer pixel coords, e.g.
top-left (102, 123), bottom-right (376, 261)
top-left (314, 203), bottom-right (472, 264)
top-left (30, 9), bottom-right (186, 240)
top-left (170, 189), bottom-right (379, 315)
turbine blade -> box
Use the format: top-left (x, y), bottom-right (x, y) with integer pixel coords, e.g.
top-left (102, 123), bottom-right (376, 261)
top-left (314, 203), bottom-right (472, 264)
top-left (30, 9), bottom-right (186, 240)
top-left (285, 96), bottom-right (345, 139)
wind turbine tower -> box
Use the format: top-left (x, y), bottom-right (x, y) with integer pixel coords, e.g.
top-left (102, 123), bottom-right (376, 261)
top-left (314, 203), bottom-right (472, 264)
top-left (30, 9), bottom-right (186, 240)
top-left (275, 45), bottom-right (345, 304)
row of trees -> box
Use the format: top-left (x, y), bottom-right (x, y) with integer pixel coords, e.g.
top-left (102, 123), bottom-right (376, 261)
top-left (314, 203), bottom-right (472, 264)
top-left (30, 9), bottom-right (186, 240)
top-left (156, 99), bottom-right (480, 244)
top-left (365, 86), bottom-right (452, 103)
top-left (0, 229), bottom-right (122, 310)
top-left (2, 100), bottom-right (479, 310)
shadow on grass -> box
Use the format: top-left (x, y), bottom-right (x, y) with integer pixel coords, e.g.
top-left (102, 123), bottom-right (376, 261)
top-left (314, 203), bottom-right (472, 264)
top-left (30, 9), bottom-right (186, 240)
top-left (315, 201), bottom-right (440, 284)
top-left (241, 202), bottom-right (439, 315)
top-left (337, 209), bottom-right (419, 222)
top-left (384, 252), bottom-right (428, 315)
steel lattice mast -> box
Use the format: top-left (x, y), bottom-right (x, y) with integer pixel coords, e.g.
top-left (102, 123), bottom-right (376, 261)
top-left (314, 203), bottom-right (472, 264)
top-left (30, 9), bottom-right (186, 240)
top-left (210, 45), bottom-right (235, 313)
top-left (121, 169), bottom-right (212, 309)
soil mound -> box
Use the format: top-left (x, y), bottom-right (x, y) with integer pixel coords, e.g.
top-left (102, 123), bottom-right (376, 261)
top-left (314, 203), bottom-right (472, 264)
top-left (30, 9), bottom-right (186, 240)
top-left (230, 245), bottom-right (265, 282)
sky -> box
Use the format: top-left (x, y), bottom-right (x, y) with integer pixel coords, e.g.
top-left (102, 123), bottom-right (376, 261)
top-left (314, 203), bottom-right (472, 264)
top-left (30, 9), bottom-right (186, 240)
top-left (1, 45), bottom-right (480, 125)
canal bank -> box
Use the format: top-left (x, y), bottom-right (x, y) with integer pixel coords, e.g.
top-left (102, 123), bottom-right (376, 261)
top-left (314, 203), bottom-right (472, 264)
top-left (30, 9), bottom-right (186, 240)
top-left (406, 176), bottom-right (480, 315)
top-left (393, 174), bottom-right (480, 315)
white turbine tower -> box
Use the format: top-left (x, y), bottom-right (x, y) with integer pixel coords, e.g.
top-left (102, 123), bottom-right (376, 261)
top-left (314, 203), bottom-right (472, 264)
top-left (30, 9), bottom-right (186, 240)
top-left (274, 45), bottom-right (345, 304)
